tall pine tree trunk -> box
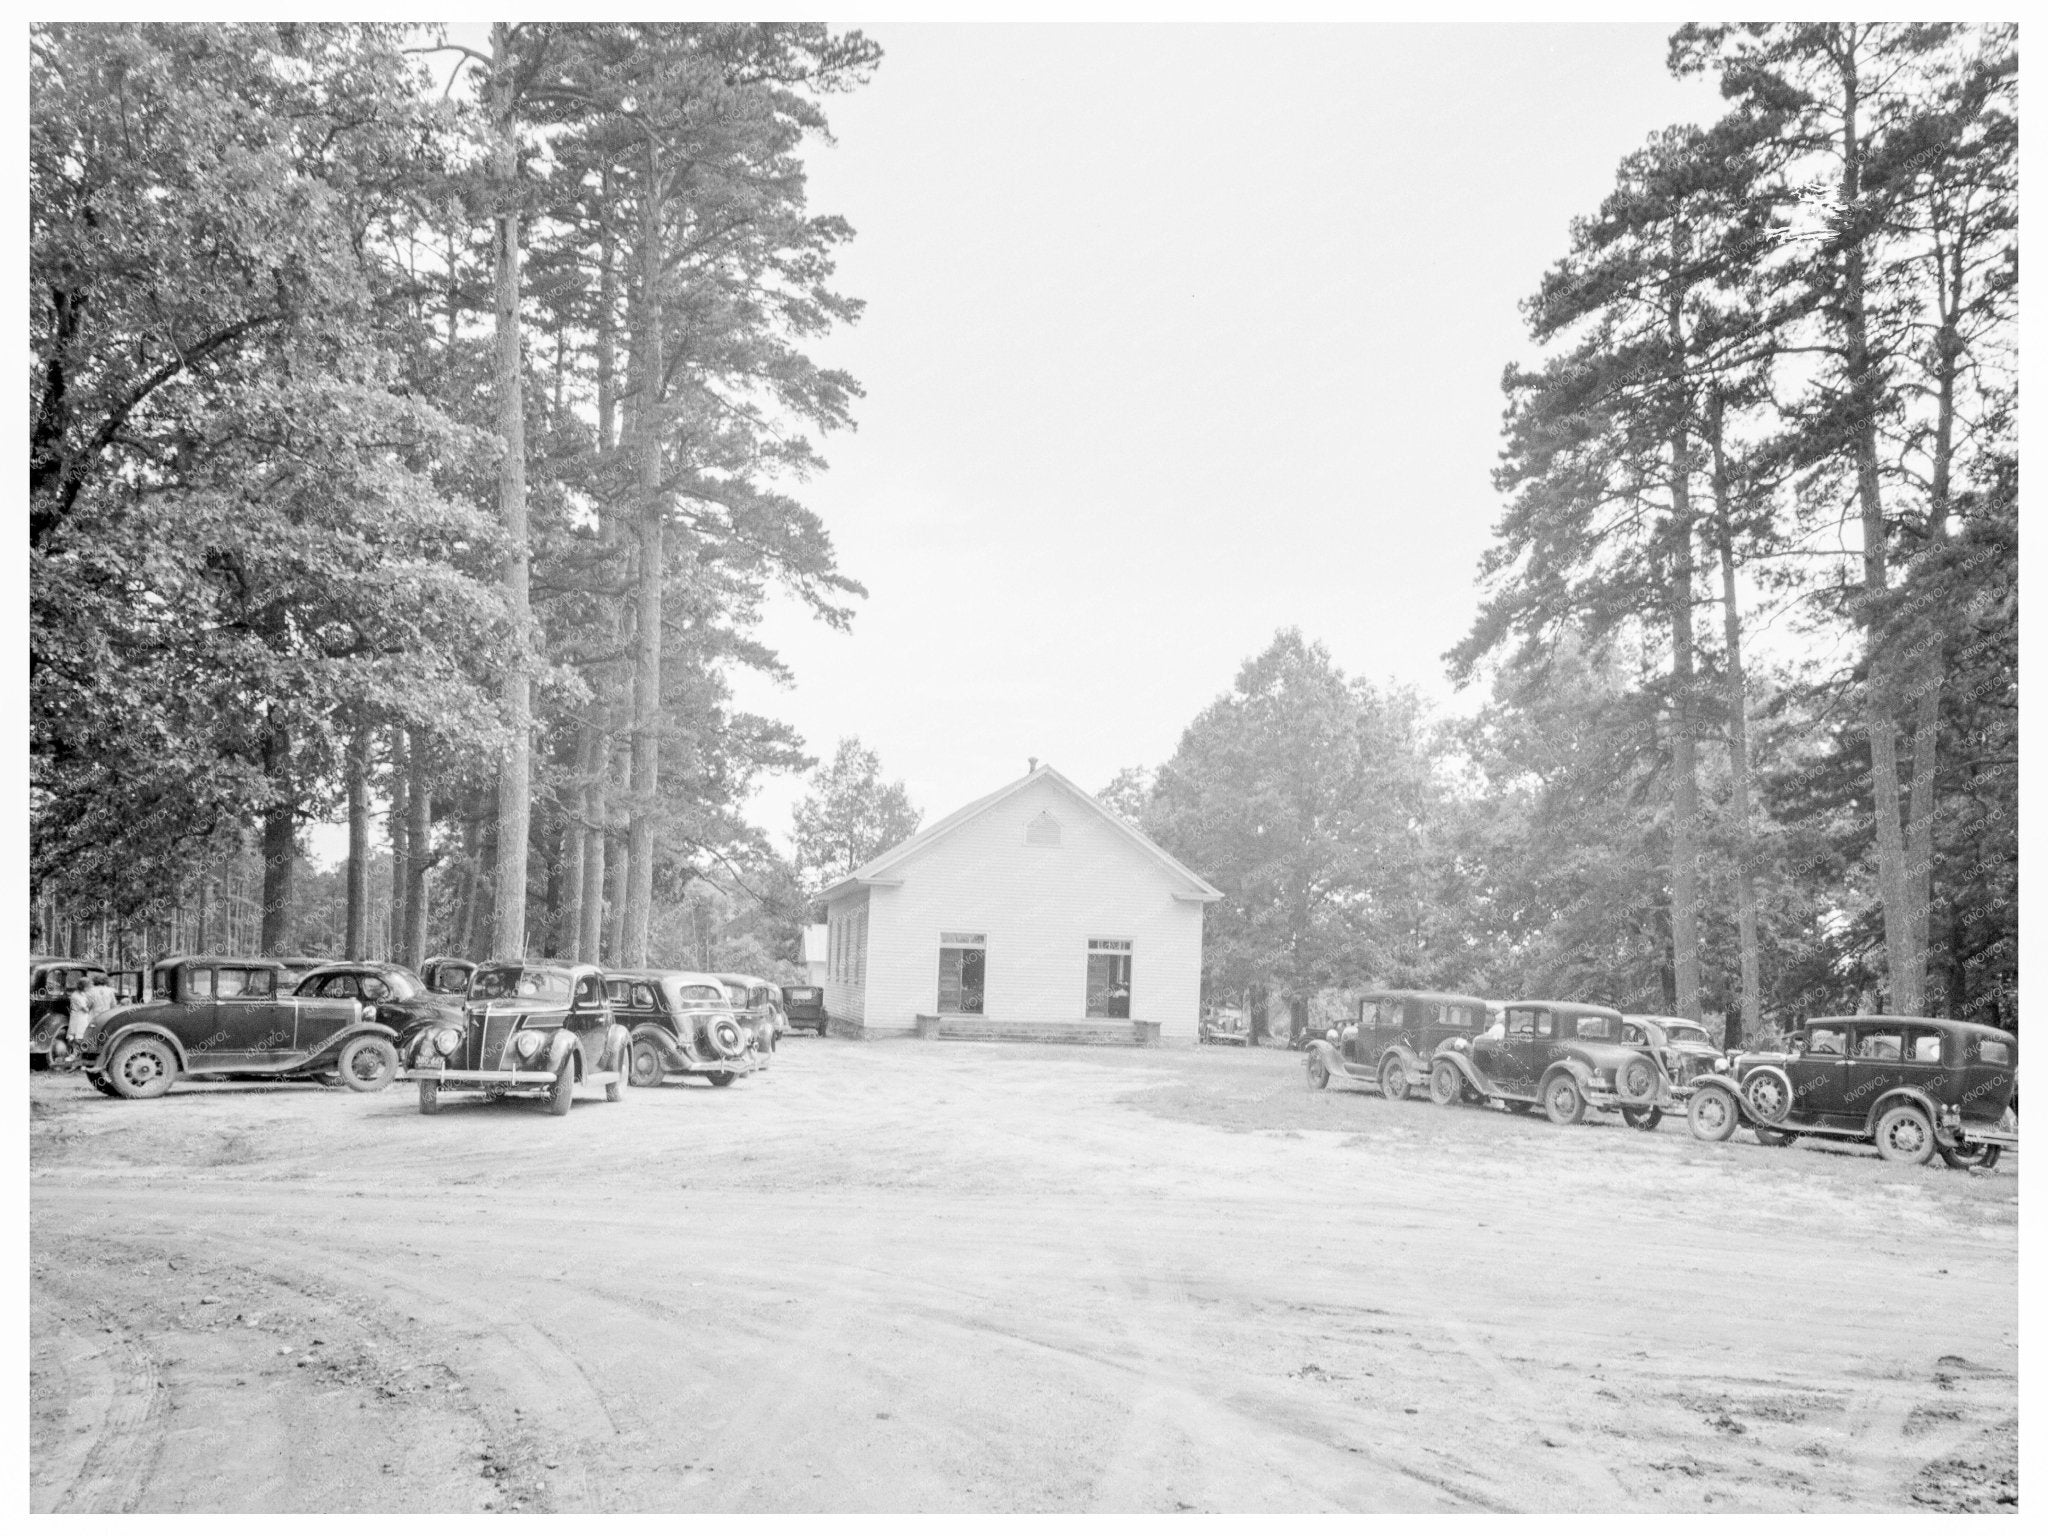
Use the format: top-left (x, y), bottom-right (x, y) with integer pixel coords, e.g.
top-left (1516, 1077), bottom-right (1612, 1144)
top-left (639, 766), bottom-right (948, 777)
top-left (403, 746), bottom-right (432, 968)
top-left (624, 151), bottom-right (666, 967)
top-left (1836, 41), bottom-right (1918, 1012)
top-left (260, 715), bottom-right (295, 954)
top-left (344, 722), bottom-right (371, 960)
top-left (1709, 396), bottom-right (1761, 1049)
top-left (388, 728), bottom-right (411, 962)
top-left (1663, 234), bottom-right (1702, 1024)
top-left (489, 22), bottom-right (533, 962)
top-left (575, 206), bottom-right (620, 966)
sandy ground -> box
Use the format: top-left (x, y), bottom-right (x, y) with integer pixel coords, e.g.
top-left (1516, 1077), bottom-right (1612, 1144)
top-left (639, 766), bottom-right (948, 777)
top-left (30, 1037), bottom-right (2017, 1513)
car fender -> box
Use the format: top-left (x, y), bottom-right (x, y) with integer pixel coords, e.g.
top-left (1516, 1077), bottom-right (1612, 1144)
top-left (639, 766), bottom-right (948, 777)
top-left (294, 1015), bottom-right (398, 1066)
top-left (1431, 1048), bottom-right (1489, 1095)
top-left (1737, 1062), bottom-right (1797, 1123)
top-left (601, 1023), bottom-right (633, 1074)
top-left (96, 1021), bottom-right (190, 1073)
top-left (1307, 1039), bottom-right (1343, 1075)
top-left (1687, 1072), bottom-right (1755, 1121)
top-left (1863, 1085), bottom-right (1943, 1138)
top-left (634, 1024), bottom-right (690, 1069)
top-left (1378, 1042), bottom-right (1423, 1076)
top-left (540, 1032), bottom-right (583, 1079)
top-left (1541, 1057), bottom-right (1595, 1095)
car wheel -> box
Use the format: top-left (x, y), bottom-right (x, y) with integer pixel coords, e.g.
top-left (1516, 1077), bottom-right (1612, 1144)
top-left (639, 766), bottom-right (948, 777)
top-left (605, 1062), bottom-right (625, 1103)
top-left (1620, 1105), bottom-right (1663, 1131)
top-left (1687, 1084), bottom-right (1739, 1142)
top-left (108, 1037), bottom-right (176, 1100)
top-left (418, 1078), bottom-right (440, 1115)
top-left (706, 1072), bottom-right (735, 1088)
top-left (1428, 1060), bottom-right (1462, 1106)
top-left (1618, 1056), bottom-right (1660, 1103)
top-left (1504, 1098), bottom-right (1538, 1114)
top-left (546, 1060), bottom-right (575, 1116)
top-left (629, 1039), bottom-right (665, 1088)
top-left (1740, 1067), bottom-right (1794, 1125)
top-left (1380, 1058), bottom-right (1409, 1102)
top-left (1752, 1126), bottom-right (1798, 1147)
top-left (85, 1071), bottom-right (121, 1098)
top-left (1937, 1141), bottom-right (2000, 1170)
top-left (30, 1051), bottom-right (50, 1072)
top-left (337, 1035), bottom-right (400, 1093)
top-left (1543, 1074), bottom-right (1586, 1126)
top-left (1306, 1053), bottom-right (1330, 1090)
top-left (1873, 1104), bottom-right (1935, 1165)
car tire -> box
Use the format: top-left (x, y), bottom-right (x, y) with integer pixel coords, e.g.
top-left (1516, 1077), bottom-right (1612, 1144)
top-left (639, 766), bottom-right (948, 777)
top-left (418, 1078), bottom-right (440, 1115)
top-left (337, 1036), bottom-right (400, 1093)
top-left (1873, 1104), bottom-right (1935, 1165)
top-left (1620, 1105), bottom-right (1663, 1131)
top-left (1429, 1060), bottom-right (1463, 1106)
top-left (107, 1036), bottom-right (176, 1100)
top-left (546, 1060), bottom-right (575, 1116)
top-left (1938, 1143), bottom-right (2001, 1171)
top-left (1380, 1058), bottom-right (1409, 1102)
top-left (30, 1051), bottom-right (50, 1072)
top-left (705, 1072), bottom-right (735, 1088)
top-left (605, 1064), bottom-right (625, 1103)
top-left (1543, 1074), bottom-right (1586, 1126)
top-left (629, 1038), bottom-right (666, 1089)
top-left (1504, 1098), bottom-right (1537, 1114)
top-left (1740, 1067), bottom-right (1794, 1125)
top-left (85, 1071), bottom-right (121, 1098)
top-left (1306, 1053), bottom-right (1330, 1090)
top-left (1617, 1056), bottom-right (1660, 1103)
top-left (1752, 1125), bottom-right (1798, 1147)
top-left (1687, 1084), bottom-right (1739, 1142)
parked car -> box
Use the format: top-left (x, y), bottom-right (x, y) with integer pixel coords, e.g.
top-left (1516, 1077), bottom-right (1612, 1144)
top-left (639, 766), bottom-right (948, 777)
top-left (1199, 1006), bottom-right (1252, 1046)
top-left (609, 970), bottom-right (763, 1087)
top-left (779, 983), bottom-right (828, 1036)
top-left (1686, 1014), bottom-right (2018, 1168)
top-left (30, 957), bottom-right (98, 1070)
top-left (402, 959), bottom-right (630, 1116)
top-left (713, 973), bottom-right (784, 1059)
top-left (1429, 999), bottom-right (1676, 1127)
top-left (418, 956), bottom-right (476, 997)
top-left (1306, 990), bottom-right (1490, 1099)
top-left (1621, 1014), bottom-right (1719, 1101)
top-left (271, 954), bottom-right (331, 988)
top-left (293, 961), bottom-right (461, 1058)
top-left (70, 955), bottom-right (402, 1100)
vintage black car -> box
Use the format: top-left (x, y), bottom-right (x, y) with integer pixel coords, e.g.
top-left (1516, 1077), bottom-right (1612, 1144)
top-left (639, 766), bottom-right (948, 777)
top-left (401, 959), bottom-right (632, 1116)
top-left (419, 956), bottom-right (477, 996)
top-left (30, 957), bottom-right (102, 1069)
top-left (1686, 1014), bottom-right (2018, 1168)
top-left (714, 973), bottom-right (783, 1059)
top-left (779, 983), bottom-right (828, 1036)
top-left (71, 955), bottom-right (402, 1099)
top-left (1199, 1008), bottom-right (1253, 1046)
top-left (1429, 999), bottom-right (1676, 1127)
top-left (609, 970), bottom-right (763, 1088)
top-left (293, 961), bottom-right (462, 1057)
top-left (1307, 989), bottom-right (1490, 1099)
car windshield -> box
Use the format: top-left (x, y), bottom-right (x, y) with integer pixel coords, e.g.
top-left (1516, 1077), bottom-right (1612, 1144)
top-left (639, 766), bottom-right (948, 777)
top-left (675, 984), bottom-right (725, 1005)
top-left (471, 966), bottom-right (571, 1003)
top-left (1668, 1025), bottom-right (1710, 1044)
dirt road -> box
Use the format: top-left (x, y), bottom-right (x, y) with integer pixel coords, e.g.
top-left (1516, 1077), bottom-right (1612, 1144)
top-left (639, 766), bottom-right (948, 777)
top-left (30, 1038), bottom-right (2017, 1512)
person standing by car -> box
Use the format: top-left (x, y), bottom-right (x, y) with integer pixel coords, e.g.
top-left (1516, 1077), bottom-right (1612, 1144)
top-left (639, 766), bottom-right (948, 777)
top-left (55, 971), bottom-right (115, 1065)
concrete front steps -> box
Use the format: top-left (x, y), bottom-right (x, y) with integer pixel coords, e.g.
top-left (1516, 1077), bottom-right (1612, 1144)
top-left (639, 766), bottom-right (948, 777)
top-left (823, 1016), bottom-right (1162, 1046)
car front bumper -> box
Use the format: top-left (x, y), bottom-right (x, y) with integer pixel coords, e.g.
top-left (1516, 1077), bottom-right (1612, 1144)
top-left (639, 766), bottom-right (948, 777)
top-left (401, 1065), bottom-right (563, 1086)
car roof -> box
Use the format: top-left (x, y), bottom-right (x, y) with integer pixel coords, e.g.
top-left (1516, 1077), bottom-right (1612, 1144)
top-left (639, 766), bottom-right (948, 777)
top-left (609, 968), bottom-right (731, 990)
top-left (1806, 1014), bottom-right (2016, 1040)
top-left (1503, 999), bottom-right (1625, 1018)
top-left (1358, 989), bottom-right (1489, 1008)
top-left (157, 954), bottom-right (289, 970)
top-left (298, 960), bottom-right (419, 981)
top-left (474, 957), bottom-right (601, 977)
top-left (713, 973), bottom-right (771, 987)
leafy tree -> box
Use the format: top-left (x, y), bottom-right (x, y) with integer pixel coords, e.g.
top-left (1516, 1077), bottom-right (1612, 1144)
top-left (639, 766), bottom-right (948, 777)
top-left (790, 738), bottom-right (922, 889)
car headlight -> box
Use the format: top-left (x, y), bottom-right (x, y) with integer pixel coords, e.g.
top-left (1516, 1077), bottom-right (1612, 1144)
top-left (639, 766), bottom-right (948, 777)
top-left (514, 1030), bottom-right (546, 1059)
top-left (433, 1027), bottom-right (461, 1056)
top-left (1712, 1055), bottom-right (1729, 1073)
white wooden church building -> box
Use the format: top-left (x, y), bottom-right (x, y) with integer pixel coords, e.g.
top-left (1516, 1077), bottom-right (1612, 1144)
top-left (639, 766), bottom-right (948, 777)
top-left (817, 763), bottom-right (1220, 1042)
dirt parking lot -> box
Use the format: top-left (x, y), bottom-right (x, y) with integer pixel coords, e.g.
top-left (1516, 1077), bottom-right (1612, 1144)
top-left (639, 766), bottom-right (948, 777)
top-left (30, 1036), bottom-right (2017, 1513)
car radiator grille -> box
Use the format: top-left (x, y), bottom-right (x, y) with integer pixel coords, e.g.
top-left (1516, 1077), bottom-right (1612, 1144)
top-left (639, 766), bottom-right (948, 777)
top-left (476, 1016), bottom-right (517, 1071)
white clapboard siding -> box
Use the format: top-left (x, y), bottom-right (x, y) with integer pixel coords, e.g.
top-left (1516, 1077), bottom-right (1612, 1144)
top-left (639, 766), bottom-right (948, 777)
top-left (823, 771), bottom-right (1208, 1039)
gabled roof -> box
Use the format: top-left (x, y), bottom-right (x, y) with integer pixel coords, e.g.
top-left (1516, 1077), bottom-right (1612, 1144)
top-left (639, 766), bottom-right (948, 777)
top-left (818, 763), bottom-right (1222, 905)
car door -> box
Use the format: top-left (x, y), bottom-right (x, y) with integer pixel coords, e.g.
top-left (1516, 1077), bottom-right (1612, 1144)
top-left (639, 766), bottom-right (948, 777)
top-left (1837, 1022), bottom-right (1910, 1121)
top-left (567, 974), bottom-right (613, 1071)
top-left (1955, 1030), bottom-right (2015, 1124)
top-left (212, 965), bottom-right (295, 1065)
top-left (1786, 1026), bottom-right (1851, 1119)
top-left (1479, 1007), bottom-right (1545, 1091)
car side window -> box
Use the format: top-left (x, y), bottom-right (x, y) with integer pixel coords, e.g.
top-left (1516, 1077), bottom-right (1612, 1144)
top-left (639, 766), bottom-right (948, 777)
top-left (1575, 1016), bottom-right (1612, 1040)
top-left (216, 968), bottom-right (250, 999)
top-left (1505, 1009), bottom-right (1538, 1038)
top-left (1973, 1038), bottom-right (2011, 1066)
top-left (632, 984), bottom-right (658, 1010)
top-left (1902, 1028), bottom-right (1945, 1065)
top-left (1807, 1028), bottom-right (1845, 1056)
top-left (1533, 1012), bottom-right (1555, 1040)
top-left (319, 975), bottom-right (357, 998)
top-left (359, 976), bottom-right (389, 1002)
top-left (1855, 1030), bottom-right (1902, 1061)
top-left (185, 968), bottom-right (214, 1000)
top-left (574, 977), bottom-right (602, 1008)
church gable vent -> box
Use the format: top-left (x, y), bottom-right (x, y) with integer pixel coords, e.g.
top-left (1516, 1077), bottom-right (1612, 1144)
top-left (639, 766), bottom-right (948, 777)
top-left (1026, 810), bottom-right (1062, 847)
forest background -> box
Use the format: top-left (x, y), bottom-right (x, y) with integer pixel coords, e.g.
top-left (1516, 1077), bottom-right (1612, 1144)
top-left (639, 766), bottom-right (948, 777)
top-left (27, 24), bottom-right (2016, 1046)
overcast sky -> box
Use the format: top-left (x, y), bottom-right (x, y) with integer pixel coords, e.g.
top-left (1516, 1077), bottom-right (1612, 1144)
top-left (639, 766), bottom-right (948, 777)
top-left (723, 23), bottom-right (1726, 845)
top-left (310, 23), bottom-right (1727, 867)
